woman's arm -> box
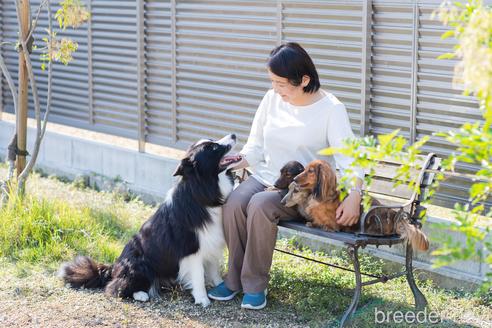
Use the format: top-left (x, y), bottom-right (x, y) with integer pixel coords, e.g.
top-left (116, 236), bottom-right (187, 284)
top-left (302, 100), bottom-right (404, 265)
top-left (237, 91), bottom-right (271, 169)
top-left (326, 103), bottom-right (365, 226)
top-left (336, 177), bottom-right (363, 226)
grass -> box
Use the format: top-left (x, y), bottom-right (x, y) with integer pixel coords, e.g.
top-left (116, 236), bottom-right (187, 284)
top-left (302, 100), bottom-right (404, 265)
top-left (0, 165), bottom-right (491, 327)
top-left (0, 194), bottom-right (140, 265)
top-left (269, 239), bottom-right (492, 327)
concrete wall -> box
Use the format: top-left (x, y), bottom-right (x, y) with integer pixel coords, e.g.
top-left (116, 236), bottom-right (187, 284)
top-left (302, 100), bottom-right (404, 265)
top-left (0, 120), bottom-right (178, 204)
top-left (0, 119), bottom-right (489, 287)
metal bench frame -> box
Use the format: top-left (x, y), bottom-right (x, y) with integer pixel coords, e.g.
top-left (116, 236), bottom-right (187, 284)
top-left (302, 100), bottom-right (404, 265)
top-left (273, 153), bottom-right (441, 327)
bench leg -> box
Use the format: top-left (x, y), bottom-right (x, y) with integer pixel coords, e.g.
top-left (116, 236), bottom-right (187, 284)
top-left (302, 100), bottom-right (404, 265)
top-left (339, 246), bottom-right (362, 328)
top-left (405, 242), bottom-right (428, 309)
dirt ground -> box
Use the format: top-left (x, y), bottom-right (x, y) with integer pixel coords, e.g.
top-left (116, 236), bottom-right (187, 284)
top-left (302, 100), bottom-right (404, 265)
top-left (0, 266), bottom-right (306, 328)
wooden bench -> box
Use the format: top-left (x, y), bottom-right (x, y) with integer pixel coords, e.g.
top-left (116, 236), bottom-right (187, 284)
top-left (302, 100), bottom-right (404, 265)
top-left (237, 152), bottom-right (441, 327)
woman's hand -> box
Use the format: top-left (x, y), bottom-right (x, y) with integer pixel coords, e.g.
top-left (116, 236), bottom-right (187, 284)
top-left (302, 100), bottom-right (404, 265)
top-left (335, 192), bottom-right (361, 226)
top-left (228, 156), bottom-right (250, 171)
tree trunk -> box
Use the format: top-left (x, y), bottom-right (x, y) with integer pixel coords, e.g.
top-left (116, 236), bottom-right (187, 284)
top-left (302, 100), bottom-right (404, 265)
top-left (16, 0), bottom-right (30, 179)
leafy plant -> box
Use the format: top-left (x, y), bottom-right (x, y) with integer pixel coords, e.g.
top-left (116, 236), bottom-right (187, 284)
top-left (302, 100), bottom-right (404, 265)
top-left (320, 0), bottom-right (492, 288)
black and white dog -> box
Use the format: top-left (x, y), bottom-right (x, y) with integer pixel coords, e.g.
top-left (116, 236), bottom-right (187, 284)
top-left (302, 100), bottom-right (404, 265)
top-left (59, 134), bottom-right (242, 307)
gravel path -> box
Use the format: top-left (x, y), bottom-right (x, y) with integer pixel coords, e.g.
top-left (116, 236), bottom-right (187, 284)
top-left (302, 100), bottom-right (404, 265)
top-left (0, 265), bottom-right (306, 328)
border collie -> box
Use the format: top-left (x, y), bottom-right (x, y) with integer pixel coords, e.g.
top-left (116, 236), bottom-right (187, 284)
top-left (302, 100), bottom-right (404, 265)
top-left (58, 134), bottom-right (242, 307)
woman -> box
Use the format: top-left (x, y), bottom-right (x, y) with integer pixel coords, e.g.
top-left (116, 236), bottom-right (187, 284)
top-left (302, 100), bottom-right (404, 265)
top-left (208, 42), bottom-right (365, 310)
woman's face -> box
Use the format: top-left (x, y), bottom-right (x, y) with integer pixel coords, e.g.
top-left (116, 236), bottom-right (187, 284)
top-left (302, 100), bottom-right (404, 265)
top-left (268, 70), bottom-right (309, 104)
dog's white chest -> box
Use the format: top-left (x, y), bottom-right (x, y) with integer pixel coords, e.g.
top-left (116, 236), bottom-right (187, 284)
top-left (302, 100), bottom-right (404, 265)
top-left (196, 207), bottom-right (225, 254)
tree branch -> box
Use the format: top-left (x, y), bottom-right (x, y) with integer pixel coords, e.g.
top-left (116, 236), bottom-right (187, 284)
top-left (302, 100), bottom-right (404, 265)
top-left (0, 54), bottom-right (18, 115)
top-left (27, 0), bottom-right (49, 44)
top-left (6, 134), bottom-right (17, 181)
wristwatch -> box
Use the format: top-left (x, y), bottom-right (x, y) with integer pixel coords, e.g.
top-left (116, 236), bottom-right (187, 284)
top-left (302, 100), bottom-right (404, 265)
top-left (349, 186), bottom-right (363, 197)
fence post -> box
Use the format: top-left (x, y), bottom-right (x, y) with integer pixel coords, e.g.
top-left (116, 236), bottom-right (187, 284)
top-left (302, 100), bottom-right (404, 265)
top-left (360, 0), bottom-right (372, 137)
top-left (0, 2), bottom-right (3, 121)
top-left (0, 11), bottom-right (2, 122)
top-left (171, 0), bottom-right (177, 144)
top-left (137, 0), bottom-right (145, 152)
top-left (88, 0), bottom-right (93, 125)
top-left (276, 0), bottom-right (282, 45)
top-left (410, 1), bottom-right (419, 143)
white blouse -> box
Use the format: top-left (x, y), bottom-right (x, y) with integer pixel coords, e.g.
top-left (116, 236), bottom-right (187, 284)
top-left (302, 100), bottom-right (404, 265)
top-left (240, 89), bottom-right (365, 187)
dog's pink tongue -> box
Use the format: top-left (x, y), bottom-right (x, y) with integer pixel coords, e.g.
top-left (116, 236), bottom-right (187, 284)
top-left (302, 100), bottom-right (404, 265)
top-left (220, 154), bottom-right (242, 166)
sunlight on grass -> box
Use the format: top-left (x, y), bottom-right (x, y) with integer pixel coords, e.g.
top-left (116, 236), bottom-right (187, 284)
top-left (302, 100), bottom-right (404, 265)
top-left (0, 193), bottom-right (139, 265)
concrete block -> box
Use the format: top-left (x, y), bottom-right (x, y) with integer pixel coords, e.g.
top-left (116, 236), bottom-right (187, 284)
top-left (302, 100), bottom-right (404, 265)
top-left (72, 140), bottom-right (103, 173)
top-left (102, 146), bottom-right (136, 184)
top-left (0, 122), bottom-right (15, 155)
top-left (41, 133), bottom-right (72, 169)
top-left (135, 154), bottom-right (178, 195)
top-left (0, 122), bottom-right (46, 164)
top-left (26, 128), bottom-right (44, 163)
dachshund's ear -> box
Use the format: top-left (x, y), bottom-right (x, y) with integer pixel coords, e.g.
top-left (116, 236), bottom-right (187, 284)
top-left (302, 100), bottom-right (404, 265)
top-left (314, 163), bottom-right (337, 201)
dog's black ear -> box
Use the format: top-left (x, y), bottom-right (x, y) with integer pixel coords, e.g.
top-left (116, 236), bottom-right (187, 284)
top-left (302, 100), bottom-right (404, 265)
top-left (172, 163), bottom-right (184, 176)
top-left (173, 158), bottom-right (193, 176)
top-left (172, 164), bottom-right (183, 177)
top-left (294, 162), bottom-right (305, 175)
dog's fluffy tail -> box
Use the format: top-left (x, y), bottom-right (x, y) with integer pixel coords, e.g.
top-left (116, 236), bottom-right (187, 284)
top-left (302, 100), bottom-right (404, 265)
top-left (396, 220), bottom-right (430, 251)
top-left (58, 255), bottom-right (113, 289)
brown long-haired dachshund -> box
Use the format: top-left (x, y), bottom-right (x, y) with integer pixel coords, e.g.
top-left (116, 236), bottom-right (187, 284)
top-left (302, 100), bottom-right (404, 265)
top-left (286, 160), bottom-right (429, 251)
top-left (293, 160), bottom-right (345, 231)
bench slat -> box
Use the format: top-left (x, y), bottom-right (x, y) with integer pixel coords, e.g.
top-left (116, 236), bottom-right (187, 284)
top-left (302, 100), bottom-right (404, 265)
top-left (278, 221), bottom-right (405, 247)
top-left (370, 163), bottom-right (421, 181)
top-left (364, 179), bottom-right (415, 200)
top-left (356, 147), bottom-right (429, 166)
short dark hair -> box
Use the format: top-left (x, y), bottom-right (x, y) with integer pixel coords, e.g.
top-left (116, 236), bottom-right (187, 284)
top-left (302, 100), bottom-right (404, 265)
top-left (268, 42), bottom-right (321, 94)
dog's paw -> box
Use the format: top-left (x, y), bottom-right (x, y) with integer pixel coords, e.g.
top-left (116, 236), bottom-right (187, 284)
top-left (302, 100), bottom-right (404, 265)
top-left (306, 222), bottom-right (313, 227)
top-left (194, 296), bottom-right (211, 307)
top-left (133, 291), bottom-right (150, 302)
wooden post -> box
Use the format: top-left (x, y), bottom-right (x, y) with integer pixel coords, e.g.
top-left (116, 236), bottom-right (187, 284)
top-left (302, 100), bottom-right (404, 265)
top-left (16, 0), bottom-right (30, 177)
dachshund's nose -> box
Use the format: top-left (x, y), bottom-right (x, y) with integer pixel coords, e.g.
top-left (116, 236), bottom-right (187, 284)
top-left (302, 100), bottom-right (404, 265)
top-left (231, 134), bottom-right (236, 140)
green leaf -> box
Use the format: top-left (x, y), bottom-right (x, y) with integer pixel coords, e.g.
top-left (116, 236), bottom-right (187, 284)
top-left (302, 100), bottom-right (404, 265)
top-left (437, 52), bottom-right (456, 60)
top-left (441, 30), bottom-right (456, 39)
top-left (377, 129), bottom-right (400, 148)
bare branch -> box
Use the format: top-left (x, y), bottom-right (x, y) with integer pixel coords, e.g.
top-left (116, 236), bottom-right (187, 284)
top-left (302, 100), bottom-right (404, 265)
top-left (6, 134), bottom-right (17, 181)
top-left (0, 134), bottom-right (17, 206)
top-left (0, 55), bottom-right (18, 115)
top-left (27, 0), bottom-right (50, 43)
top-left (40, 0), bottom-right (54, 142)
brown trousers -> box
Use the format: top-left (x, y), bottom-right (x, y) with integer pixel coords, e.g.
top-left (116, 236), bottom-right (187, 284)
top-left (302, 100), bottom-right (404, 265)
top-left (223, 176), bottom-right (299, 294)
